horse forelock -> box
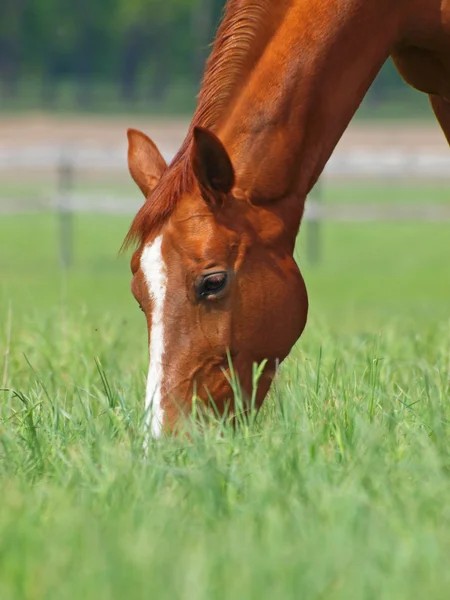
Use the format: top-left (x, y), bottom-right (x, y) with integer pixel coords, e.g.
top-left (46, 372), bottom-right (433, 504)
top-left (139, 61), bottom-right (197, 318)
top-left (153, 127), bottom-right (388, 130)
top-left (122, 152), bottom-right (194, 251)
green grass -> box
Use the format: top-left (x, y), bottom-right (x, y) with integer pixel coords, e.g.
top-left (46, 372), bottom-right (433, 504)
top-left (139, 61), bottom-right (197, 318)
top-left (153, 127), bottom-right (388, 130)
top-left (319, 181), bottom-right (450, 205)
top-left (0, 210), bottom-right (450, 599)
top-left (0, 80), bottom-right (199, 116)
top-left (0, 78), bottom-right (434, 119)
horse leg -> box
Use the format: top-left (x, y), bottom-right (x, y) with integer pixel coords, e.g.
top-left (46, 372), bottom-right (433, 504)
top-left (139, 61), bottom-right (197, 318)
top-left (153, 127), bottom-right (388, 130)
top-left (429, 95), bottom-right (450, 146)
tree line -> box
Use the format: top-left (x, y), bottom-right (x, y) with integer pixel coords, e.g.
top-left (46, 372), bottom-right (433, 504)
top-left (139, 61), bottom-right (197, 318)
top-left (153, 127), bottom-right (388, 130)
top-left (0, 0), bottom-right (421, 113)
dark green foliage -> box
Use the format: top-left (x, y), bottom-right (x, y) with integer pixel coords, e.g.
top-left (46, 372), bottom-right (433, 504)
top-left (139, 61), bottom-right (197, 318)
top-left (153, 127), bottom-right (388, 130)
top-left (0, 0), bottom-right (431, 115)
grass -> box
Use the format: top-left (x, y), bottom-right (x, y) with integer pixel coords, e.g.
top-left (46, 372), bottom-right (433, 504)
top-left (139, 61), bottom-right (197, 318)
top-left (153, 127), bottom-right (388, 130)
top-left (0, 209), bottom-right (449, 599)
top-left (0, 79), bottom-right (199, 116)
top-left (0, 77), bottom-right (434, 119)
top-left (319, 181), bottom-right (450, 205)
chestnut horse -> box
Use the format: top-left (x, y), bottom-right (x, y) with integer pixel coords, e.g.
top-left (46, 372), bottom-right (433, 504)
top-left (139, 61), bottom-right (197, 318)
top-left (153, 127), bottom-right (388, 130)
top-left (126, 0), bottom-right (450, 436)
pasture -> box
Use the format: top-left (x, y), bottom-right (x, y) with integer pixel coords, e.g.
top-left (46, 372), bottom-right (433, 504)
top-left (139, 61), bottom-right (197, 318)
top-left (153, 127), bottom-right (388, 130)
top-left (1, 191), bottom-right (450, 598)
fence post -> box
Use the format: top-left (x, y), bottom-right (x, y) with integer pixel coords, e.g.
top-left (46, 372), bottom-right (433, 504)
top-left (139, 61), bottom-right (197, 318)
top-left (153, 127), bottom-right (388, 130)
top-left (57, 153), bottom-right (74, 269)
top-left (306, 178), bottom-right (323, 266)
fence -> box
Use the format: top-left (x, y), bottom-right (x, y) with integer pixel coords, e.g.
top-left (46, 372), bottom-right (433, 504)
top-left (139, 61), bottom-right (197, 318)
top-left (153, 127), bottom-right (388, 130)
top-left (1, 144), bottom-right (450, 267)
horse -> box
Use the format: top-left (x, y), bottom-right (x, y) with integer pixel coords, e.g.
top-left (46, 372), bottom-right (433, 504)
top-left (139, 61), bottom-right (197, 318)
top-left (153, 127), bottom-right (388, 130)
top-left (125, 0), bottom-right (450, 437)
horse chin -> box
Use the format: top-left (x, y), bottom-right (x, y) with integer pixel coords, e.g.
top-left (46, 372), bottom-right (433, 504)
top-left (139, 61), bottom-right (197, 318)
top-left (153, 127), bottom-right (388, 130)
top-left (218, 353), bottom-right (280, 415)
top-left (166, 353), bottom-right (276, 429)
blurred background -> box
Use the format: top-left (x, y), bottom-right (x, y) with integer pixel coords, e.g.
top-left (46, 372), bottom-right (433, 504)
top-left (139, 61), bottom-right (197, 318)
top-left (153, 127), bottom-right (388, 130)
top-left (1, 0), bottom-right (449, 336)
top-left (0, 0), bottom-right (437, 115)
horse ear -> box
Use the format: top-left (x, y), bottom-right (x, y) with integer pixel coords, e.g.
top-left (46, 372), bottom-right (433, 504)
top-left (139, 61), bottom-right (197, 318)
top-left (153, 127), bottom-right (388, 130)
top-left (191, 126), bottom-right (235, 198)
top-left (127, 129), bottom-right (167, 198)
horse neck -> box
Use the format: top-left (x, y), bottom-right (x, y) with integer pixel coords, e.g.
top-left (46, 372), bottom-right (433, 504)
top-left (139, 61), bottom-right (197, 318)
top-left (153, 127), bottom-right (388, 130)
top-left (217, 0), bottom-right (404, 208)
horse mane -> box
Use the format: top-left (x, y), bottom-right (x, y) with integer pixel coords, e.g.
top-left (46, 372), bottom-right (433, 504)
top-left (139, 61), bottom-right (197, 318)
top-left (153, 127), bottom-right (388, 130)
top-left (123, 0), bottom-right (277, 250)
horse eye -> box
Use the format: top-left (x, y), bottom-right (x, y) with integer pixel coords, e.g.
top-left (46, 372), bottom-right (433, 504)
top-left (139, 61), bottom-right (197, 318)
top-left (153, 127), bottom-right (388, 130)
top-left (197, 272), bottom-right (228, 299)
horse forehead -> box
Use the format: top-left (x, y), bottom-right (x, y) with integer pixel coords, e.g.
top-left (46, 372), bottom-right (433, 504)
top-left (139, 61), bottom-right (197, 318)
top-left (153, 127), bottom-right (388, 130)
top-left (167, 209), bottom-right (239, 262)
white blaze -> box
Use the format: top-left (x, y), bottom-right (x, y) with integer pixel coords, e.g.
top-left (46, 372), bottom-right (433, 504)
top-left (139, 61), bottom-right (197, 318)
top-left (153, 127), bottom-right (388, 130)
top-left (140, 235), bottom-right (167, 441)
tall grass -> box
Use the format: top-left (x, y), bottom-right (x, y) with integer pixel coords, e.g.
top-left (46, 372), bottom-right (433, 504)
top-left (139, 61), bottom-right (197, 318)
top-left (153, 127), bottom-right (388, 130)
top-left (1, 212), bottom-right (449, 598)
top-left (1, 309), bottom-right (450, 599)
